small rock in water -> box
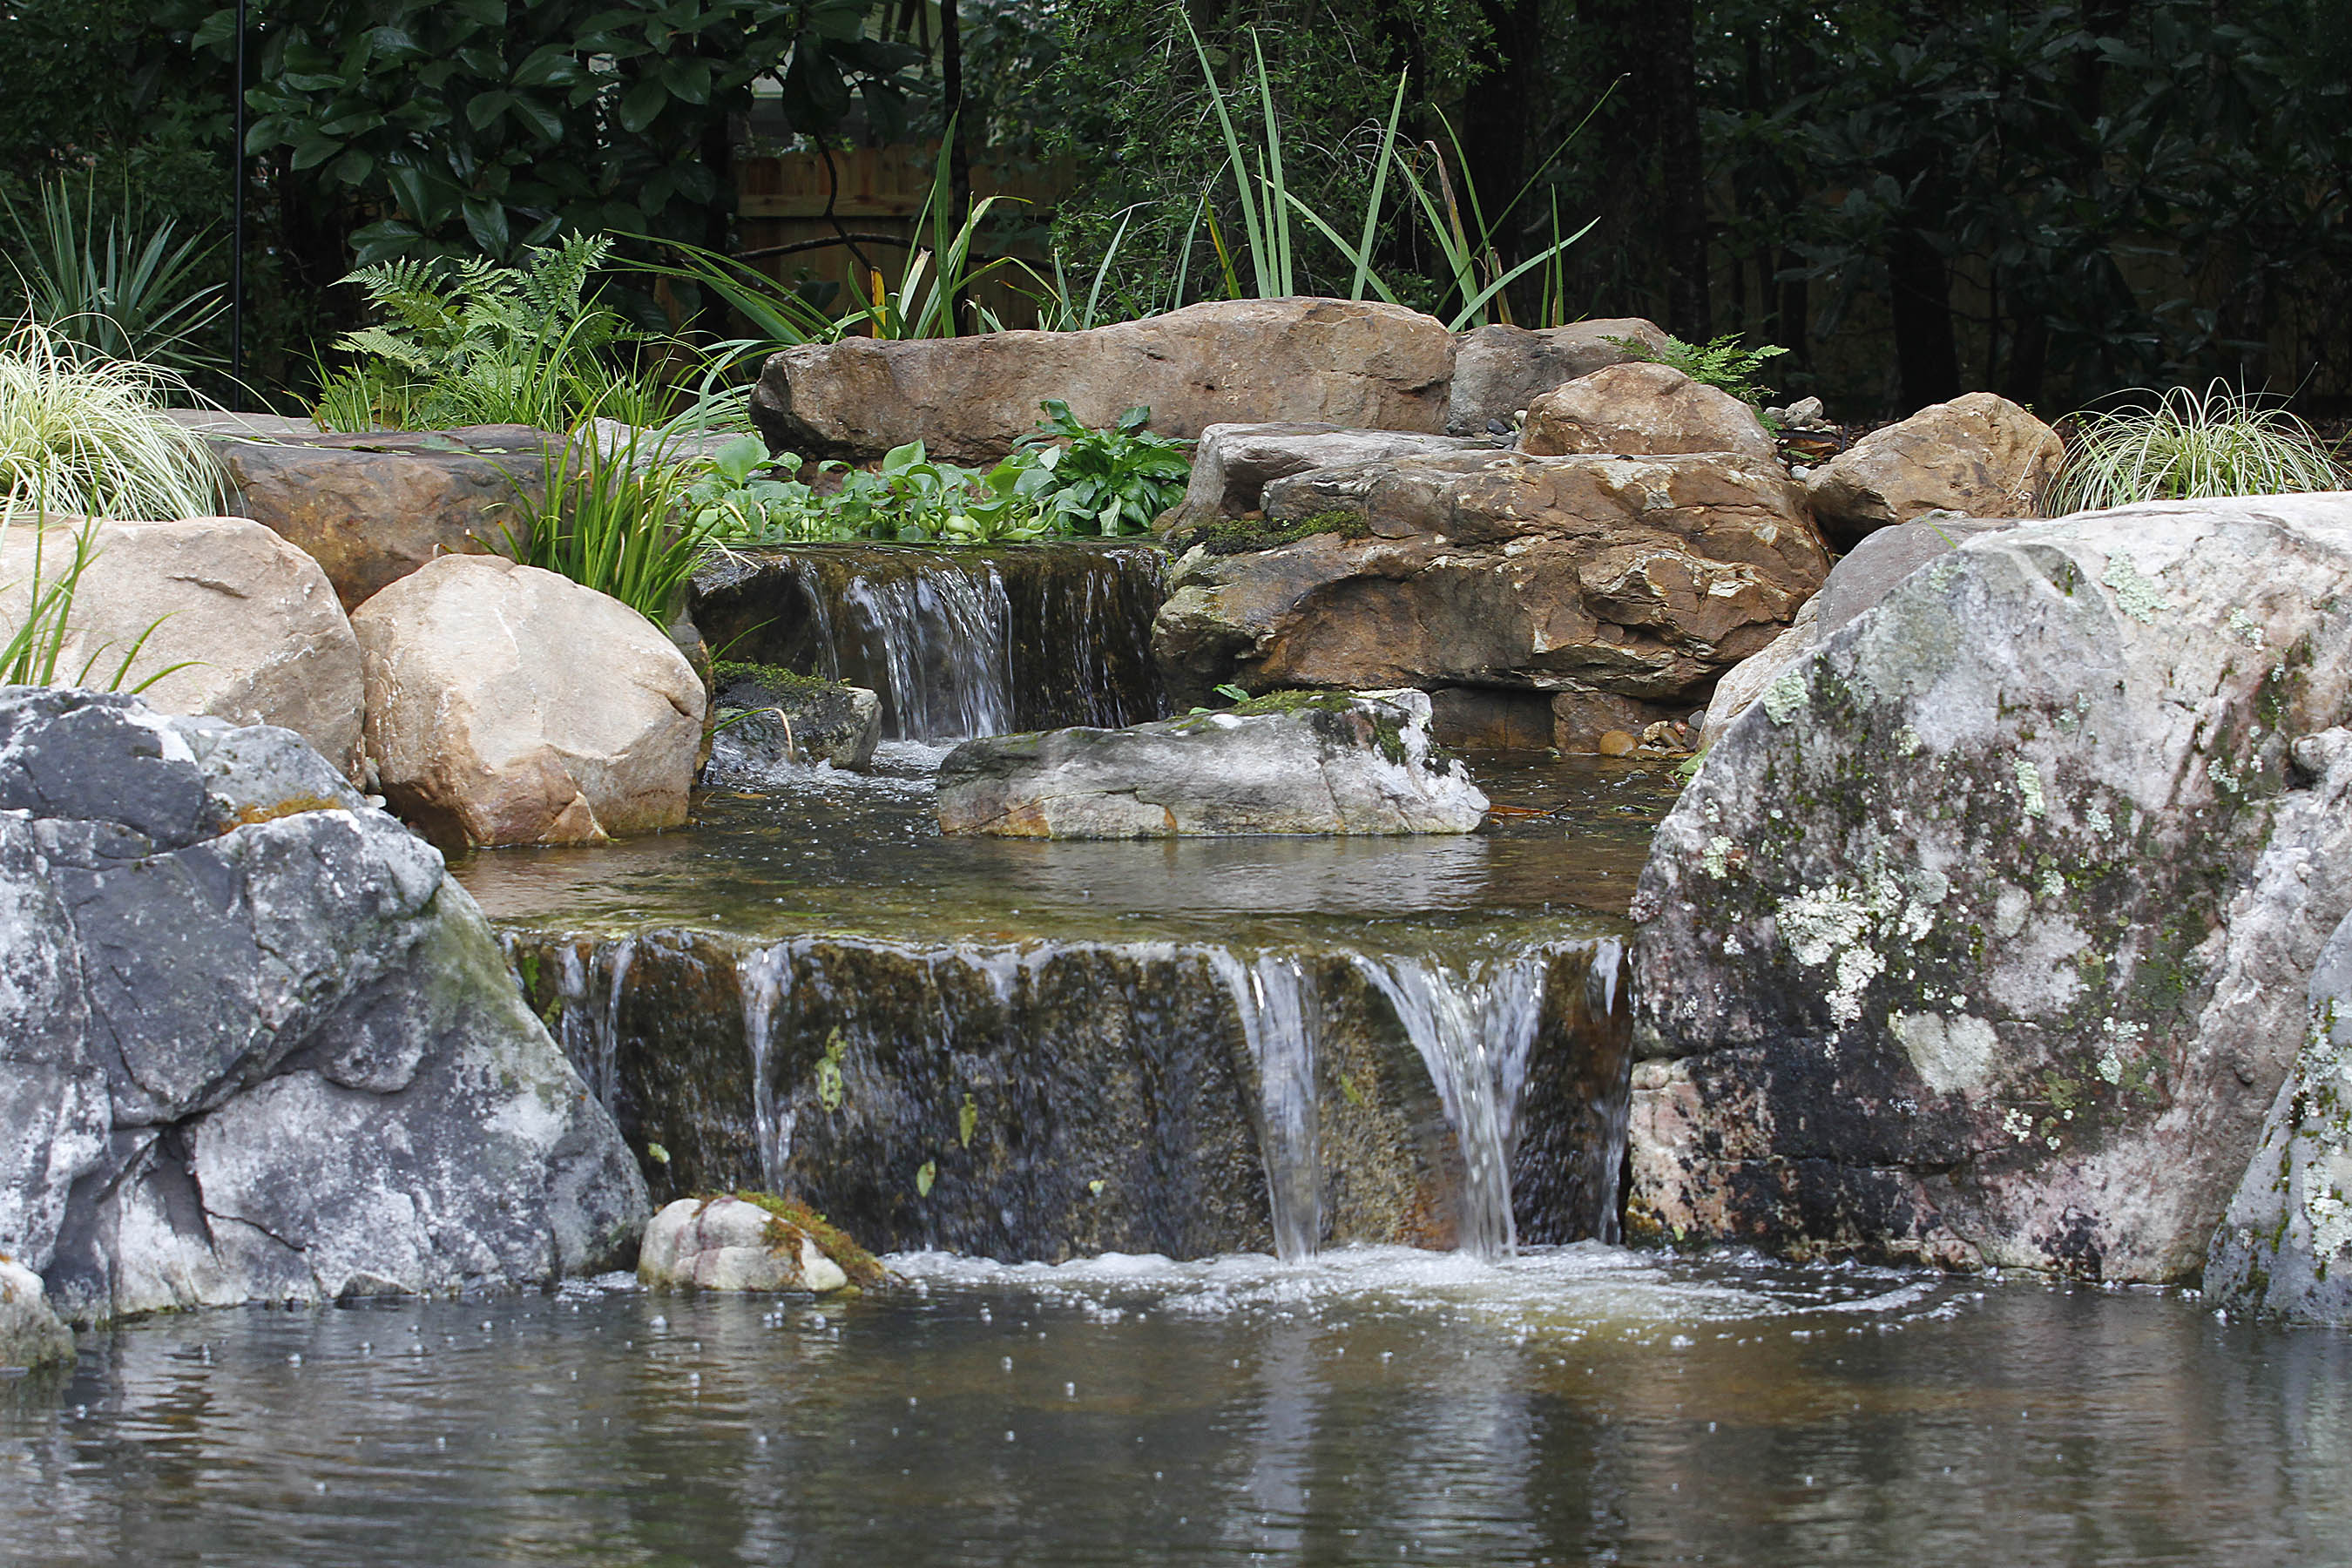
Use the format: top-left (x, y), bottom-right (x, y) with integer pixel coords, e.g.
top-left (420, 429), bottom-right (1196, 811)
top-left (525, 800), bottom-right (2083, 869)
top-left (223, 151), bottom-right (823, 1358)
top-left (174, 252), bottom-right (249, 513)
top-left (1597, 730), bottom-right (1639, 757)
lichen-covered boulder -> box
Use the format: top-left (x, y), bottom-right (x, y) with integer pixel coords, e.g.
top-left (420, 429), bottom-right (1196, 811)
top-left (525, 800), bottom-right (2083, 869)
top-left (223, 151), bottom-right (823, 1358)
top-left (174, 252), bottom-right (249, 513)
top-left (639, 1195), bottom-right (878, 1293)
top-left (0, 1258), bottom-right (72, 1369)
top-left (1149, 449), bottom-right (1830, 746)
top-left (2207, 901), bottom-right (2352, 1323)
top-left (0, 516), bottom-right (364, 778)
top-left (1518, 362), bottom-right (1778, 464)
top-left (1627, 494), bottom-right (2352, 1281)
top-left (0, 688), bottom-right (648, 1322)
top-left (1161, 422), bottom-right (1490, 531)
top-left (936, 690), bottom-right (1487, 837)
top-left (1696, 514), bottom-right (2012, 748)
top-left (214, 426), bottom-right (552, 610)
top-left (1446, 318), bottom-right (1670, 436)
top-left (1801, 392), bottom-right (2063, 550)
top-left (754, 298), bottom-right (1454, 464)
top-left (353, 555), bottom-right (706, 847)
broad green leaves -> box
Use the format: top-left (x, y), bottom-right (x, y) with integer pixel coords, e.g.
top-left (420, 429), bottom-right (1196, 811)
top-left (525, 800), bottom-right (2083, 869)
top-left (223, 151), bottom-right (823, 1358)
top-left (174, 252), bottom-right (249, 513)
top-left (203, 0), bottom-right (922, 265)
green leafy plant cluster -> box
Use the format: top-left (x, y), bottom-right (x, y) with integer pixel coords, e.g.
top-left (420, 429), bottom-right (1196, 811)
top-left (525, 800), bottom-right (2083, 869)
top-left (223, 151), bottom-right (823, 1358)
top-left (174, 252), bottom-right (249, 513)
top-left (688, 402), bottom-right (1189, 547)
top-left (2047, 383), bottom-right (2346, 513)
top-left (314, 233), bottom-right (665, 431)
top-left (207, 0), bottom-right (922, 266)
top-left (1605, 332), bottom-right (1789, 408)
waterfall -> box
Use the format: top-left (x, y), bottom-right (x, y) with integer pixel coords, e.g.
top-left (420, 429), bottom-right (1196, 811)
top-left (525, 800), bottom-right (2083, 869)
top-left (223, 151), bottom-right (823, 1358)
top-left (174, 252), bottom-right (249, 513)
top-left (740, 942), bottom-right (797, 1192)
top-left (499, 925), bottom-right (1628, 1261)
top-left (1354, 951), bottom-right (1551, 1260)
top-left (836, 564), bottom-right (1015, 739)
top-left (1207, 950), bottom-right (1323, 1261)
top-left (691, 544), bottom-right (1169, 741)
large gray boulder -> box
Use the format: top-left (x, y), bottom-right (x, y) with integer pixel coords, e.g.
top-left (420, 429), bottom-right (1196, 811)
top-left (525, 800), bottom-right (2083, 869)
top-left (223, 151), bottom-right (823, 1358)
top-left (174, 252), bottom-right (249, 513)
top-left (752, 299), bottom-right (1454, 464)
top-left (354, 556), bottom-right (706, 847)
top-left (1801, 392), bottom-right (2064, 551)
top-left (1151, 449), bottom-right (1829, 747)
top-left (1162, 422), bottom-right (1491, 531)
top-left (0, 687), bottom-right (648, 1322)
top-left (936, 690), bottom-right (1487, 837)
top-left (0, 516), bottom-right (365, 779)
top-left (1696, 513), bottom-right (2013, 748)
top-left (1446, 318), bottom-right (1670, 436)
top-left (2207, 896), bottom-right (2352, 1323)
top-left (1627, 494), bottom-right (2352, 1281)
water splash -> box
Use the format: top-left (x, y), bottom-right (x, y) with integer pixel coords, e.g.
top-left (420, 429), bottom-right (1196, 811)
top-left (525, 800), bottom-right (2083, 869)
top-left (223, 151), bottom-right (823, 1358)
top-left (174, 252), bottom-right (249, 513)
top-left (1355, 951), bottom-right (1551, 1260)
top-left (1206, 950), bottom-right (1323, 1260)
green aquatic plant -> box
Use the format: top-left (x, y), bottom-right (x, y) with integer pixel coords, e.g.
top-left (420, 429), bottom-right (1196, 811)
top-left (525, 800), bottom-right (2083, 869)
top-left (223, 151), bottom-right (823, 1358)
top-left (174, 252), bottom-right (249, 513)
top-left (1015, 401), bottom-right (1189, 537)
top-left (499, 420), bottom-right (723, 624)
top-left (2046, 382), bottom-right (2345, 513)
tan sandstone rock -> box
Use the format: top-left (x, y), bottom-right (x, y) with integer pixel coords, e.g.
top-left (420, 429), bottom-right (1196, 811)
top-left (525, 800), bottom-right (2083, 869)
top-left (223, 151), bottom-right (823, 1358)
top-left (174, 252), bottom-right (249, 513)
top-left (0, 515), bottom-right (363, 777)
top-left (215, 426), bottom-right (553, 610)
top-left (1446, 318), bottom-right (1671, 435)
top-left (1801, 391), bottom-right (2063, 549)
top-left (352, 556), bottom-right (704, 847)
top-left (752, 298), bottom-right (1455, 464)
top-left (1151, 450), bottom-right (1831, 739)
top-left (1518, 362), bottom-right (1778, 463)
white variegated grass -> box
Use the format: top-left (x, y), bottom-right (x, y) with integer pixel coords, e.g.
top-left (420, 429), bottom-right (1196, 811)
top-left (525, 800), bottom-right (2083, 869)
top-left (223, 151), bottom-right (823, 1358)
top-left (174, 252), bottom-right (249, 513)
top-left (2050, 382), bottom-right (2345, 514)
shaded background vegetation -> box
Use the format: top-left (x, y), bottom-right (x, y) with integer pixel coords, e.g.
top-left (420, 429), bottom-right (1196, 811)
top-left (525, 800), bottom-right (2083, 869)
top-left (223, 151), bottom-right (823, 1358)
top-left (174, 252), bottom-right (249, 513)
top-left (3, 0), bottom-right (2348, 416)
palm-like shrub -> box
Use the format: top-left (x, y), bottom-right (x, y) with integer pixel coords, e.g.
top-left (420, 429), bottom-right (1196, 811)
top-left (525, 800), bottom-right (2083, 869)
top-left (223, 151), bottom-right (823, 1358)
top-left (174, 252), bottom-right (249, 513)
top-left (1, 179), bottom-right (226, 375)
top-left (0, 321), bottom-right (222, 520)
top-left (2048, 383), bottom-right (2345, 514)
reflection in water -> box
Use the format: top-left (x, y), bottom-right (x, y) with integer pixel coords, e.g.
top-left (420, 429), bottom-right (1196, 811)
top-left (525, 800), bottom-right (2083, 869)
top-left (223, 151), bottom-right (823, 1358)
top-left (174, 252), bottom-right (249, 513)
top-left (4, 1249), bottom-right (2349, 1566)
top-left (454, 748), bottom-right (1680, 944)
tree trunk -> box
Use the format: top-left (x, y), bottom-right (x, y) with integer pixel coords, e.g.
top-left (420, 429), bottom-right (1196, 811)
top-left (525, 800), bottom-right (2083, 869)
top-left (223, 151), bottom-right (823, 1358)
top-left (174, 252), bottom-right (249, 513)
top-left (1459, 0), bottom-right (1546, 283)
top-left (1887, 222), bottom-right (1960, 410)
top-left (1645, 0), bottom-right (1709, 339)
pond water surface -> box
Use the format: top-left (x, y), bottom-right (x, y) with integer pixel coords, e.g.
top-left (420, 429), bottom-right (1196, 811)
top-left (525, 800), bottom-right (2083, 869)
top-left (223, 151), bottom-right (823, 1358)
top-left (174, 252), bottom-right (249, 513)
top-left (5, 1248), bottom-right (2347, 1566)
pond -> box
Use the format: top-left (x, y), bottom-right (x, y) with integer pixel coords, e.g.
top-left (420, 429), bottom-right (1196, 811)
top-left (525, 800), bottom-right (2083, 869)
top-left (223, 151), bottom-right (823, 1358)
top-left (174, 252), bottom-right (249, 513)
top-left (6, 1248), bottom-right (2347, 1565)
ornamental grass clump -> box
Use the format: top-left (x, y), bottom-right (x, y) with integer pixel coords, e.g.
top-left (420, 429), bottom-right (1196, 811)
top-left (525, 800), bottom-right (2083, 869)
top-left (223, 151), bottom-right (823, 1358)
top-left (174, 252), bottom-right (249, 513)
top-left (2047, 382), bottom-right (2346, 514)
top-left (0, 321), bottom-right (221, 520)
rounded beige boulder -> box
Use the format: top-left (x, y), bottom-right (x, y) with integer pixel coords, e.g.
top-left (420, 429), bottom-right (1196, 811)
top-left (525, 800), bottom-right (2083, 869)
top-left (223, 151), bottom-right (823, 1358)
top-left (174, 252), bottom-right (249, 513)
top-left (1518, 361), bottom-right (1778, 463)
top-left (0, 515), bottom-right (363, 777)
top-left (352, 555), bottom-right (704, 847)
top-left (639, 1196), bottom-right (852, 1294)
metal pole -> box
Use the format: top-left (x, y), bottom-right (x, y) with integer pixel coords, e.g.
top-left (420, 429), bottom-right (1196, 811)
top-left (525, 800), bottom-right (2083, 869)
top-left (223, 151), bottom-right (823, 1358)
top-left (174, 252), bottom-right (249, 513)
top-left (231, 0), bottom-right (247, 393)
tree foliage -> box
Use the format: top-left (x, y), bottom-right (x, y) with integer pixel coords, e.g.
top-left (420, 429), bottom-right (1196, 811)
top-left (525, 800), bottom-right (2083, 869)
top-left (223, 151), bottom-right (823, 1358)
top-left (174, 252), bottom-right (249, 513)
top-left (200, 0), bottom-right (925, 265)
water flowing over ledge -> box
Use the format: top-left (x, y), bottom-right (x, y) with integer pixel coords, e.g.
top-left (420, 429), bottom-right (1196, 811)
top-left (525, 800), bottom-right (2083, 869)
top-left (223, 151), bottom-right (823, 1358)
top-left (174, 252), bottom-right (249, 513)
top-left (690, 543), bottom-right (1169, 740)
top-left (505, 926), bottom-right (1630, 1264)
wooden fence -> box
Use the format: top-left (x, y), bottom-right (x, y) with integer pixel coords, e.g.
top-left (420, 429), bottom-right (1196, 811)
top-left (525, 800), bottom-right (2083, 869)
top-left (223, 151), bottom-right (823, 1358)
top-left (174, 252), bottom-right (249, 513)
top-left (734, 145), bottom-right (1073, 328)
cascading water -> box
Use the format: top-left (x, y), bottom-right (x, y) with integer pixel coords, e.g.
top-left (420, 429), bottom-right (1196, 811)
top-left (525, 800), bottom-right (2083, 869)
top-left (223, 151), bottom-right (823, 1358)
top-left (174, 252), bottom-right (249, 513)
top-left (740, 943), bottom-right (796, 1191)
top-left (690, 543), bottom-right (1168, 740)
top-left (1206, 950), bottom-right (1322, 1260)
top-left (1354, 952), bottom-right (1551, 1260)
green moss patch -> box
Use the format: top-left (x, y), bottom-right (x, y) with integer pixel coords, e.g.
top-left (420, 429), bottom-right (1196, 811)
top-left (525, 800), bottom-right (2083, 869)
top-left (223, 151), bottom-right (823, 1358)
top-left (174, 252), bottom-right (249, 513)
top-left (1167, 510), bottom-right (1371, 557)
top-left (724, 1190), bottom-right (887, 1288)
